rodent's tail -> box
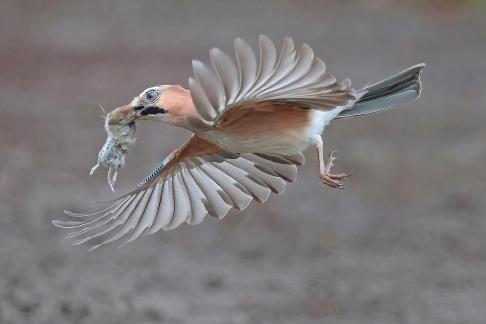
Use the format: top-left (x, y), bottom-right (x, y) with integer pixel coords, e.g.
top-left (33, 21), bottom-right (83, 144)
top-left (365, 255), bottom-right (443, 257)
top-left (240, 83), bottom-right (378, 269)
top-left (337, 63), bottom-right (425, 119)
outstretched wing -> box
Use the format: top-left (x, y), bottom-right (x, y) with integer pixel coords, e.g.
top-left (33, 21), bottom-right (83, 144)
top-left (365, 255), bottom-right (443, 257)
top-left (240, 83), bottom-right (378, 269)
top-left (189, 35), bottom-right (356, 127)
top-left (53, 136), bottom-right (305, 250)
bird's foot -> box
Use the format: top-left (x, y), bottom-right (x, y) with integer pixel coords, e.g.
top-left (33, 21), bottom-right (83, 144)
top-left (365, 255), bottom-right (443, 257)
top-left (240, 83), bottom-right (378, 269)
top-left (320, 150), bottom-right (350, 189)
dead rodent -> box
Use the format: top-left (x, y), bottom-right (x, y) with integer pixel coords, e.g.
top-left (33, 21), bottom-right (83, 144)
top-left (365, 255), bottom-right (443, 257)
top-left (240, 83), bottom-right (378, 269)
top-left (90, 106), bottom-right (137, 191)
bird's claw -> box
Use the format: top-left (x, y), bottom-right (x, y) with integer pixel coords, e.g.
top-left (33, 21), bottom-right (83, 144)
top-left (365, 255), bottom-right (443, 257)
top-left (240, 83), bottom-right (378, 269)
top-left (320, 150), bottom-right (350, 189)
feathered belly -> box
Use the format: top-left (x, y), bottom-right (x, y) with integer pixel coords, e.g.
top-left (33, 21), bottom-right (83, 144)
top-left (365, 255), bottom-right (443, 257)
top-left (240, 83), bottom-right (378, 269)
top-left (200, 106), bottom-right (344, 154)
top-left (204, 129), bottom-right (309, 154)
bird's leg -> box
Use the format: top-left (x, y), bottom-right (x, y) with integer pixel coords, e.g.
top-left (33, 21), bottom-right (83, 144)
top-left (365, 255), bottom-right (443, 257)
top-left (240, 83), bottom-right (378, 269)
top-left (310, 134), bottom-right (350, 189)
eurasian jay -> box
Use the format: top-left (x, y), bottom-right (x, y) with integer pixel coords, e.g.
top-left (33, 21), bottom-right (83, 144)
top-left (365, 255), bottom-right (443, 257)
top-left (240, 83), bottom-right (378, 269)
top-left (54, 35), bottom-right (424, 249)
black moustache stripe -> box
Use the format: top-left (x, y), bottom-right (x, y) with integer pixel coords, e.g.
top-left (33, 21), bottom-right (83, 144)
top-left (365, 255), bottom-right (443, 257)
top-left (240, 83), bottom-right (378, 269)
top-left (140, 106), bottom-right (166, 116)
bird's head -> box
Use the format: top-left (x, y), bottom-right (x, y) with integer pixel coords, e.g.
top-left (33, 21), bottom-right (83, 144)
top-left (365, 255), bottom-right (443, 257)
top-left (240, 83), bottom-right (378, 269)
top-left (131, 85), bottom-right (169, 121)
top-left (106, 84), bottom-right (197, 129)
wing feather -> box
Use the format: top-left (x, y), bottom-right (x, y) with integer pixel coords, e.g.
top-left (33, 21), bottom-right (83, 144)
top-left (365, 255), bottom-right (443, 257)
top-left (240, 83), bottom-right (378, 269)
top-left (88, 190), bottom-right (152, 249)
top-left (180, 167), bottom-right (209, 225)
top-left (54, 136), bottom-right (303, 249)
top-left (198, 162), bottom-right (253, 211)
top-left (72, 193), bottom-right (143, 246)
top-left (188, 166), bottom-right (232, 219)
top-left (244, 153), bottom-right (298, 182)
top-left (125, 182), bottom-right (162, 243)
top-left (209, 160), bottom-right (272, 203)
top-left (148, 177), bottom-right (174, 234)
top-left (227, 157), bottom-right (286, 194)
top-left (250, 34), bottom-right (278, 94)
top-left (66, 195), bottom-right (136, 236)
top-left (210, 48), bottom-right (240, 104)
top-left (114, 187), bottom-right (155, 242)
top-left (258, 43), bottom-right (314, 96)
top-left (188, 35), bottom-right (356, 126)
top-left (233, 38), bottom-right (258, 102)
top-left (192, 60), bottom-right (226, 113)
top-left (188, 77), bottom-right (218, 121)
top-left (256, 36), bottom-right (297, 95)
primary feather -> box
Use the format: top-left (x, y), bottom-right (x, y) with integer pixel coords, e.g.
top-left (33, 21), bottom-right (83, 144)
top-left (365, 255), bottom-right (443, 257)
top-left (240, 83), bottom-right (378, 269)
top-left (54, 136), bottom-right (304, 250)
top-left (189, 35), bottom-right (356, 126)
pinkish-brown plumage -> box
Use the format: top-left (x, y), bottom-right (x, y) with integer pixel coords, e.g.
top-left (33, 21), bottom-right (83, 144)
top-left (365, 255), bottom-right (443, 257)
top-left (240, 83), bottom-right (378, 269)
top-left (54, 35), bottom-right (424, 249)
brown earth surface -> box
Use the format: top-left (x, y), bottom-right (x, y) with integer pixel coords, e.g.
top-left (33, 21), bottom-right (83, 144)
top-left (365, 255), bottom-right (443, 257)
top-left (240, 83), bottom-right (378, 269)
top-left (1, 1), bottom-right (485, 323)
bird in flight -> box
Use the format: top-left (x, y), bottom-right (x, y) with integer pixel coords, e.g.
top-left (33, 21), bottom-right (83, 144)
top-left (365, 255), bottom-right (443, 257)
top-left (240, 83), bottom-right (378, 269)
top-left (54, 35), bottom-right (424, 250)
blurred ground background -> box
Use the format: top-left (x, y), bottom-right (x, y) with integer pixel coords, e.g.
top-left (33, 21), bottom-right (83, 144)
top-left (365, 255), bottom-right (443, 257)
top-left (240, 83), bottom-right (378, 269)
top-left (1, 0), bottom-right (486, 323)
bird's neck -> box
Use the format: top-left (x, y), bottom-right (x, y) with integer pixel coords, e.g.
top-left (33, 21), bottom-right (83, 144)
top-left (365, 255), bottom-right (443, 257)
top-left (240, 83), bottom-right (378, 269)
top-left (161, 85), bottom-right (200, 130)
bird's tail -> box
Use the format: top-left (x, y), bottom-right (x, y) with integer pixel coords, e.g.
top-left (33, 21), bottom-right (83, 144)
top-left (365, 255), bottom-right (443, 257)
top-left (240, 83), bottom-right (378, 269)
top-left (337, 63), bottom-right (425, 119)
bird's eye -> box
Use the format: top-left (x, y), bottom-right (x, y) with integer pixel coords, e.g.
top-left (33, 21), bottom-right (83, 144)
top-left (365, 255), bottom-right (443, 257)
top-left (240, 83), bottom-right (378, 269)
top-left (145, 90), bottom-right (159, 102)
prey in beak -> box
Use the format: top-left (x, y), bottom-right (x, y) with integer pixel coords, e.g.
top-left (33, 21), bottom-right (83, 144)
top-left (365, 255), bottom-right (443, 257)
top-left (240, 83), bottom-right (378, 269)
top-left (90, 86), bottom-right (172, 191)
top-left (90, 105), bottom-right (138, 191)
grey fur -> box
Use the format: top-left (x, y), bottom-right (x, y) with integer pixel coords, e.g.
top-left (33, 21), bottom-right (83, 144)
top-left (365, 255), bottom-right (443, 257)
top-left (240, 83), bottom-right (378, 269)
top-left (89, 119), bottom-right (137, 191)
